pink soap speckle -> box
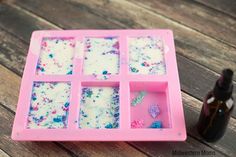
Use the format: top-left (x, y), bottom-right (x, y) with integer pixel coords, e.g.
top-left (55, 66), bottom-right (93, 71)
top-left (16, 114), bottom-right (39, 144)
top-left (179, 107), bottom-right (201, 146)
top-left (131, 120), bottom-right (144, 128)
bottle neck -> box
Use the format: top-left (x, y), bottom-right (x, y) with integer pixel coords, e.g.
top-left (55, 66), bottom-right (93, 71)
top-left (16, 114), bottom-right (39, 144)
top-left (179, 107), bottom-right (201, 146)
top-left (213, 80), bottom-right (233, 101)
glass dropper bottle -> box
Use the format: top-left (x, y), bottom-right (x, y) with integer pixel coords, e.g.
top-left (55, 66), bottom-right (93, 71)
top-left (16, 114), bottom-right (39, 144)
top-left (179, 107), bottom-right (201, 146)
top-left (197, 69), bottom-right (234, 142)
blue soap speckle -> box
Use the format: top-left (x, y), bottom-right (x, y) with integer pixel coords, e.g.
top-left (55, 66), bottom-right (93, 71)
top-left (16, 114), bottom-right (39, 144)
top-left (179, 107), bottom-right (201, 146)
top-left (62, 115), bottom-right (67, 121)
top-left (102, 70), bottom-right (108, 75)
top-left (150, 121), bottom-right (162, 128)
top-left (49, 54), bottom-right (54, 58)
top-left (105, 123), bottom-right (113, 128)
top-left (83, 114), bottom-right (88, 117)
top-left (30, 106), bottom-right (34, 111)
top-left (53, 117), bottom-right (62, 122)
top-left (114, 113), bottom-right (119, 117)
top-left (67, 70), bottom-right (73, 75)
top-left (104, 37), bottom-right (113, 40)
top-left (64, 102), bottom-right (70, 107)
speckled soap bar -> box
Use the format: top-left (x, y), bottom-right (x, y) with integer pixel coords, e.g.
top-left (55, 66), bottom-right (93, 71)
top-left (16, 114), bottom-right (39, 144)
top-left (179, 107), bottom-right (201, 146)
top-left (83, 37), bottom-right (120, 75)
top-left (27, 82), bottom-right (71, 129)
top-left (37, 38), bottom-right (74, 75)
top-left (129, 36), bottom-right (166, 75)
top-left (79, 87), bottom-right (119, 129)
top-left (12, 30), bottom-right (186, 141)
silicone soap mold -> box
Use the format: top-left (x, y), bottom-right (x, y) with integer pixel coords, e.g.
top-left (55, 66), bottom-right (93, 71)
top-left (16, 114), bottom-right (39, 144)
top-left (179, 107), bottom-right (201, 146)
top-left (12, 30), bottom-right (186, 141)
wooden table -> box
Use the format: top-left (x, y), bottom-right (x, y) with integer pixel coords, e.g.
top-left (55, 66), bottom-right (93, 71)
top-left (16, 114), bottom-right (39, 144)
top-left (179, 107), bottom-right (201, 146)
top-left (0, 0), bottom-right (235, 156)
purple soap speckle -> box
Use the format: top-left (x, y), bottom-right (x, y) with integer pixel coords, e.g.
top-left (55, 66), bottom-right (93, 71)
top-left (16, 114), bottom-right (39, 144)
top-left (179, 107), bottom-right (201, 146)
top-left (149, 104), bottom-right (160, 118)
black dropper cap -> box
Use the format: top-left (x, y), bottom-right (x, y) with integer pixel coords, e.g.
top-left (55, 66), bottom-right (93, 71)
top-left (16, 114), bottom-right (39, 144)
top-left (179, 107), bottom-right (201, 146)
top-left (213, 69), bottom-right (234, 101)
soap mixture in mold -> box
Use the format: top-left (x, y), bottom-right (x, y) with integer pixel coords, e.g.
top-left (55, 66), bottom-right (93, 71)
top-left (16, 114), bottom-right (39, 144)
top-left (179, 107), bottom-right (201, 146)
top-left (131, 91), bottom-right (163, 129)
top-left (79, 87), bottom-right (119, 129)
top-left (27, 82), bottom-right (71, 129)
top-left (83, 37), bottom-right (120, 75)
top-left (37, 38), bottom-right (74, 75)
top-left (129, 36), bottom-right (166, 75)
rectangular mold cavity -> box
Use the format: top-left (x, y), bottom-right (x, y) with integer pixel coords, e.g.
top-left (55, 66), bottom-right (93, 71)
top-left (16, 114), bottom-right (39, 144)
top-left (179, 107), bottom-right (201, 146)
top-left (128, 36), bottom-right (166, 75)
top-left (36, 38), bottom-right (75, 75)
top-left (130, 82), bottom-right (171, 129)
top-left (82, 37), bottom-right (120, 75)
top-left (79, 82), bottom-right (120, 129)
top-left (27, 82), bottom-right (71, 129)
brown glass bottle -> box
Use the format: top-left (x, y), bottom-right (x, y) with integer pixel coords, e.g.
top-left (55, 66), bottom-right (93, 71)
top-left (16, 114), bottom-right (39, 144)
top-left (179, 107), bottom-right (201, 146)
top-left (197, 69), bottom-right (234, 142)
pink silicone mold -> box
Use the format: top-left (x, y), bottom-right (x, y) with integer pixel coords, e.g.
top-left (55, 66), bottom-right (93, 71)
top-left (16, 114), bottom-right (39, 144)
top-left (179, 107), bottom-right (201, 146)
top-left (12, 29), bottom-right (186, 141)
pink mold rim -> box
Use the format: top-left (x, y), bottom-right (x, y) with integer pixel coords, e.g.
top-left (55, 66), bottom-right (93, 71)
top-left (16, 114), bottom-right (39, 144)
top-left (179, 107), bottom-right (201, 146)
top-left (11, 29), bottom-right (186, 141)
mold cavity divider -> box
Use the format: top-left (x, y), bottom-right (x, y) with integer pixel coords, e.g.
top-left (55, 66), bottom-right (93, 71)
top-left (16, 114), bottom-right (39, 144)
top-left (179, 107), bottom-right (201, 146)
top-left (119, 35), bottom-right (130, 129)
top-left (67, 37), bottom-right (83, 129)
